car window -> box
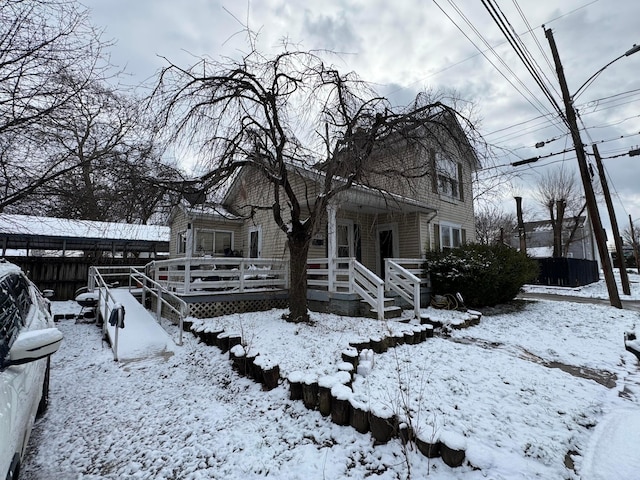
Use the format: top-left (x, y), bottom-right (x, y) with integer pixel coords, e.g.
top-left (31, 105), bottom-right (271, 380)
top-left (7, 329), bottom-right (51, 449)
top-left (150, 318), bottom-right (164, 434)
top-left (0, 275), bottom-right (24, 362)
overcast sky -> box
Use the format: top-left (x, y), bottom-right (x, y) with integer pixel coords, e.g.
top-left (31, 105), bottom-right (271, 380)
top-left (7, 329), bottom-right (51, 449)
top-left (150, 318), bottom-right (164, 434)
top-left (83, 0), bottom-right (640, 240)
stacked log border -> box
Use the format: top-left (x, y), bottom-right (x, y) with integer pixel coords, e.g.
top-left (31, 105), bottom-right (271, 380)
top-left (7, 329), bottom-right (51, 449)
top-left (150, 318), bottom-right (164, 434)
top-left (187, 319), bottom-right (280, 391)
top-left (186, 310), bottom-right (483, 470)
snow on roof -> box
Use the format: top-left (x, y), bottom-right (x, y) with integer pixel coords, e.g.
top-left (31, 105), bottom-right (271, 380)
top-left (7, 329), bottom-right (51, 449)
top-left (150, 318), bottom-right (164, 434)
top-left (0, 214), bottom-right (169, 242)
top-left (180, 201), bottom-right (242, 220)
top-left (526, 246), bottom-right (554, 258)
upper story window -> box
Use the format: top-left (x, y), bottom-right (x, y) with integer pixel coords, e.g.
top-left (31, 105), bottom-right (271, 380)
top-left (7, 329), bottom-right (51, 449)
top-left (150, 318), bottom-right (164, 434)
top-left (436, 153), bottom-right (462, 200)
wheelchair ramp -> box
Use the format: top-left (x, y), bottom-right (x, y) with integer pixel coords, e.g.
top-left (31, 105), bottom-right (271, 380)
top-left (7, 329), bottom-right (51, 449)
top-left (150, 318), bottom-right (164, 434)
top-left (104, 288), bottom-right (176, 361)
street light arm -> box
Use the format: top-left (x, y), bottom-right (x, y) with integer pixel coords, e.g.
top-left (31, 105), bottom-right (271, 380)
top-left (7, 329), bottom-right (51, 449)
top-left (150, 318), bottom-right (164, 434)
top-left (572, 44), bottom-right (640, 101)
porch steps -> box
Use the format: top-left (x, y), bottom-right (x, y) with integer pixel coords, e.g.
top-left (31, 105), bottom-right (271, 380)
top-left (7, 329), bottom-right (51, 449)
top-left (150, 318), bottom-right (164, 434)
top-left (365, 297), bottom-right (402, 320)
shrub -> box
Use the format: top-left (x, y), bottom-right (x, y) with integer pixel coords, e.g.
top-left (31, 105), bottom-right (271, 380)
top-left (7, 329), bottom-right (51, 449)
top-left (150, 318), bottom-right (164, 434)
top-left (423, 244), bottom-right (539, 308)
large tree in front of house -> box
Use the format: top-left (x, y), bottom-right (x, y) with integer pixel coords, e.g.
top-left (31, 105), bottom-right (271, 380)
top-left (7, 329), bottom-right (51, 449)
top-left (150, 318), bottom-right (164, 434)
top-left (153, 46), bottom-right (480, 323)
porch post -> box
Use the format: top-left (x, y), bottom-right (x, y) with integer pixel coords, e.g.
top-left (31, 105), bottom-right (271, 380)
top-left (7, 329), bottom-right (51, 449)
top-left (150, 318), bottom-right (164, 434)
top-left (327, 202), bottom-right (337, 292)
top-left (185, 221), bottom-right (194, 293)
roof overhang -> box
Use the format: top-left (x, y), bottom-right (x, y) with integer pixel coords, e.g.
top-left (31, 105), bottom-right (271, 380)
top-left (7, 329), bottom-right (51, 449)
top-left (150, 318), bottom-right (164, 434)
top-left (336, 185), bottom-right (437, 216)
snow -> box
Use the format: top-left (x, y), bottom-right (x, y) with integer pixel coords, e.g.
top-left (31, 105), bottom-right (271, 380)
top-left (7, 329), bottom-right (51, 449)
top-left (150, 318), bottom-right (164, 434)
top-left (0, 213), bottom-right (168, 241)
top-left (20, 273), bottom-right (640, 480)
top-left (580, 408), bottom-right (640, 479)
top-left (523, 268), bottom-right (640, 301)
top-left (102, 289), bottom-right (176, 361)
top-left (10, 328), bottom-right (62, 353)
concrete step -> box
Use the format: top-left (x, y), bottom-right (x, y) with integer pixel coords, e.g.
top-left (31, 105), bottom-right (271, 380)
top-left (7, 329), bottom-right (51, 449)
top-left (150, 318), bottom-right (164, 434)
top-left (369, 305), bottom-right (402, 319)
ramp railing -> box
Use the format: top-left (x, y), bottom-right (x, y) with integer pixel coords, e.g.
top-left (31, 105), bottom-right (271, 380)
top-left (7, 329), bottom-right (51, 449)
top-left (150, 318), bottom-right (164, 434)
top-left (89, 266), bottom-right (187, 355)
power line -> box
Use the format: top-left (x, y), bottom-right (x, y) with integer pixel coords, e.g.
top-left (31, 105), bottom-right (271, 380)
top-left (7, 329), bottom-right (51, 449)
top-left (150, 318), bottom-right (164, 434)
top-left (434, 0), bottom-right (563, 129)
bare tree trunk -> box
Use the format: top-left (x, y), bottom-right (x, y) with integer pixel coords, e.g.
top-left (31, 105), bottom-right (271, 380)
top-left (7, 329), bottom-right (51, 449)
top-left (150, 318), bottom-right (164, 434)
top-left (563, 203), bottom-right (587, 257)
top-left (287, 230), bottom-right (311, 323)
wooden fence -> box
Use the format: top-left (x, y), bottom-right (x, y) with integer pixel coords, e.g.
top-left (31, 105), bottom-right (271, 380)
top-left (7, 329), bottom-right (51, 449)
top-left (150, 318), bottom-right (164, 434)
top-left (3, 256), bottom-right (147, 300)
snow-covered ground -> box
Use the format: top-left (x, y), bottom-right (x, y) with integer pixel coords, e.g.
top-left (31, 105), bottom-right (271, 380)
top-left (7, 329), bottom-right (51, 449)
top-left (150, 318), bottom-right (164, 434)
top-left (523, 268), bottom-right (640, 301)
top-left (21, 273), bottom-right (640, 479)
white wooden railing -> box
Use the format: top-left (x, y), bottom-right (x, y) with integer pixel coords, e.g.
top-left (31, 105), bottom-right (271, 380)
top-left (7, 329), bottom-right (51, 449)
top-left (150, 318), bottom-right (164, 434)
top-left (89, 265), bottom-right (187, 353)
top-left (352, 260), bottom-right (385, 321)
top-left (385, 258), bottom-right (427, 318)
top-left (147, 257), bottom-right (288, 294)
top-left (307, 257), bottom-right (428, 319)
top-left (307, 258), bottom-right (385, 320)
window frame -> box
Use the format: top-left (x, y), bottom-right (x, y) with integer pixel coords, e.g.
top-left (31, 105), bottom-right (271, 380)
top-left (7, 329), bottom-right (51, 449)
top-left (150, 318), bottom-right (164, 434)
top-left (195, 229), bottom-right (234, 256)
top-left (439, 222), bottom-right (462, 250)
top-left (435, 152), bottom-right (462, 200)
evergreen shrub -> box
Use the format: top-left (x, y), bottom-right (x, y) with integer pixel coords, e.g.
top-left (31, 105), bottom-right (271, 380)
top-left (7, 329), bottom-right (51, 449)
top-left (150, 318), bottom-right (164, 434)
top-left (423, 244), bottom-right (539, 308)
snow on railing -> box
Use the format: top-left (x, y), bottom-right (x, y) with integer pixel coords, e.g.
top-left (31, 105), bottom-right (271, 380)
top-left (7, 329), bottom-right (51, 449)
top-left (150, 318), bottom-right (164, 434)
top-left (352, 260), bottom-right (385, 321)
top-left (90, 265), bottom-right (186, 350)
top-left (148, 257), bottom-right (288, 294)
top-left (385, 259), bottom-right (425, 318)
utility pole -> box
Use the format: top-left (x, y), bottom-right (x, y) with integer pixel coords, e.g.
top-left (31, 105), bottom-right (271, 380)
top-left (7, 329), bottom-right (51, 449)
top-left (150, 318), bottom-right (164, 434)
top-left (630, 215), bottom-right (640, 274)
top-left (593, 144), bottom-right (630, 294)
top-left (545, 27), bottom-right (622, 308)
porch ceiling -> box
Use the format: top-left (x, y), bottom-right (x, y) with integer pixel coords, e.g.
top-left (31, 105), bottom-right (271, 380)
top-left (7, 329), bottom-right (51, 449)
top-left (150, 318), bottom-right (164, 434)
top-left (336, 187), bottom-right (437, 215)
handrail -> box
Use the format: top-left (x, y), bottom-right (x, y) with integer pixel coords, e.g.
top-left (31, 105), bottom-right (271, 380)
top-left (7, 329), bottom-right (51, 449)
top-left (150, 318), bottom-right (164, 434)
top-left (130, 266), bottom-right (187, 347)
top-left (352, 259), bottom-right (385, 321)
top-left (385, 259), bottom-right (423, 318)
top-left (89, 266), bottom-right (122, 360)
top-left (307, 257), bottom-right (386, 321)
top-left (90, 266), bottom-right (187, 356)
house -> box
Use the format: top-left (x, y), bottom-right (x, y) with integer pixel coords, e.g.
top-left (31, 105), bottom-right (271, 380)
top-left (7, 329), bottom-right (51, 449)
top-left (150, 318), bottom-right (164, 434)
top-left (509, 216), bottom-right (596, 260)
top-left (159, 115), bottom-right (479, 319)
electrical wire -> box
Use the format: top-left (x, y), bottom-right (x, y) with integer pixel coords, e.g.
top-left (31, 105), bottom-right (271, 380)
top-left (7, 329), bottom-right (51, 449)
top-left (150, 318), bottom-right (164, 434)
top-left (433, 0), bottom-right (564, 131)
top-left (483, 0), bottom-right (565, 117)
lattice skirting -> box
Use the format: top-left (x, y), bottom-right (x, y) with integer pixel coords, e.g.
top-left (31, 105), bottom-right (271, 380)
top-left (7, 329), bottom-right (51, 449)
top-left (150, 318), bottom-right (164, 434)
top-left (187, 298), bottom-right (288, 319)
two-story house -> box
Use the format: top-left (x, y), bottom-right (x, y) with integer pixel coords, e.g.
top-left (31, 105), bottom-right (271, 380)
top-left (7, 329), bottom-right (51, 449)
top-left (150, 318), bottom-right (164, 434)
top-left (165, 112), bottom-right (479, 318)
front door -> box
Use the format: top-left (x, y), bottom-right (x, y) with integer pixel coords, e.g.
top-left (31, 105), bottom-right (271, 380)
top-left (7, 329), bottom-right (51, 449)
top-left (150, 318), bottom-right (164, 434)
top-left (377, 224), bottom-right (398, 278)
top-left (248, 226), bottom-right (261, 258)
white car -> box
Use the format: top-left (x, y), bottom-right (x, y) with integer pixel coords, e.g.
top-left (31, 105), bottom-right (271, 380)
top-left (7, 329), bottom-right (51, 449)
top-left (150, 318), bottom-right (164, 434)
top-left (0, 260), bottom-right (63, 480)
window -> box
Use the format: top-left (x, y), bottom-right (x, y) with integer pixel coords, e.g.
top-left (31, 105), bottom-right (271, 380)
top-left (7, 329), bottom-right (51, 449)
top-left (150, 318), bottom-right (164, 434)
top-left (177, 231), bottom-right (187, 255)
top-left (337, 224), bottom-right (351, 258)
top-left (440, 223), bottom-right (462, 250)
top-left (0, 274), bottom-right (32, 360)
top-left (436, 153), bottom-right (461, 200)
top-left (195, 230), bottom-right (233, 256)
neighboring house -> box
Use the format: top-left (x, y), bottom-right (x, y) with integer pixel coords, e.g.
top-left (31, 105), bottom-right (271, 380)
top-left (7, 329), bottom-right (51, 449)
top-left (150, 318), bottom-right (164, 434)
top-left (509, 216), bottom-right (596, 260)
top-left (164, 116), bottom-right (479, 318)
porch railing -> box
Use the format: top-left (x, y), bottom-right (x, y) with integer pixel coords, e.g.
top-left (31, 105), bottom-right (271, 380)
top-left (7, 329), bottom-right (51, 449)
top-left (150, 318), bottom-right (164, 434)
top-left (307, 258), bottom-right (385, 321)
top-left (385, 258), bottom-right (426, 318)
top-left (147, 257), bottom-right (289, 294)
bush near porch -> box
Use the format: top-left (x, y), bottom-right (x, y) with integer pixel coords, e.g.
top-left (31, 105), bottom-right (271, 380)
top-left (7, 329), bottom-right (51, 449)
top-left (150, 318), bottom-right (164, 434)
top-left (424, 244), bottom-right (539, 307)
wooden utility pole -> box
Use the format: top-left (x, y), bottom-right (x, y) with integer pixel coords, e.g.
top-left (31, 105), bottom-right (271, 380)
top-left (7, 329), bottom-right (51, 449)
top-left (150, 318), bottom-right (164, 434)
top-left (593, 144), bottom-right (630, 294)
top-left (545, 27), bottom-right (622, 308)
top-left (630, 215), bottom-right (640, 274)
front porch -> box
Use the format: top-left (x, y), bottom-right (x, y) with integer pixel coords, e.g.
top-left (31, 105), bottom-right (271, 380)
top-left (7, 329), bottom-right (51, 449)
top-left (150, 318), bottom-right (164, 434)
top-left (147, 256), bottom-right (430, 320)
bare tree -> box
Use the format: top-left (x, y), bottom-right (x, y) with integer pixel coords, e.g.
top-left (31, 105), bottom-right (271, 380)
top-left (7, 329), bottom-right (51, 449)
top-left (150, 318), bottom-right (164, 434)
top-left (534, 167), bottom-right (586, 257)
top-left (475, 204), bottom-right (516, 245)
top-left (152, 46), bottom-right (480, 322)
top-left (15, 75), bottom-right (181, 223)
top-left (0, 0), bottom-right (109, 211)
